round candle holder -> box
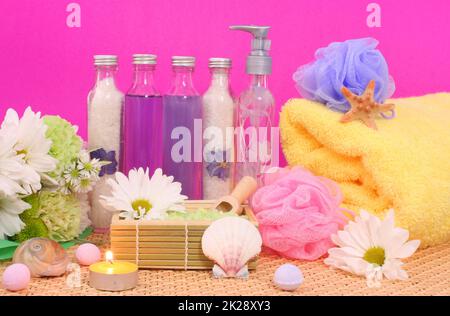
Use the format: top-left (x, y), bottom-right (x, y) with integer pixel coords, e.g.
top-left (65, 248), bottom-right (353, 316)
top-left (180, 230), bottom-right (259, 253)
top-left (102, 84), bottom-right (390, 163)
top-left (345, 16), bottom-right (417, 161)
top-left (89, 261), bottom-right (138, 291)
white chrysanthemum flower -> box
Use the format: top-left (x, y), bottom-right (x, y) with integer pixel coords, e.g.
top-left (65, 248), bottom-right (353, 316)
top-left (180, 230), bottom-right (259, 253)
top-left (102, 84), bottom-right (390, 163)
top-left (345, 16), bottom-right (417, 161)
top-left (1, 107), bottom-right (57, 193)
top-left (0, 195), bottom-right (30, 239)
top-left (0, 128), bottom-right (27, 196)
top-left (324, 209), bottom-right (420, 288)
top-left (73, 175), bottom-right (95, 193)
top-left (101, 168), bottom-right (187, 220)
top-left (77, 150), bottom-right (102, 180)
top-left (60, 155), bottom-right (101, 194)
top-left (64, 162), bottom-right (81, 187)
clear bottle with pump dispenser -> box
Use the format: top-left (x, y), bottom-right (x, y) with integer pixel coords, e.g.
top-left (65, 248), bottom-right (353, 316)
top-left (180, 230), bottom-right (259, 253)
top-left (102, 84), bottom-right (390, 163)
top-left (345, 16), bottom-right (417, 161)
top-left (202, 58), bottom-right (235, 199)
top-left (120, 54), bottom-right (163, 175)
top-left (230, 26), bottom-right (275, 184)
top-left (163, 56), bottom-right (203, 199)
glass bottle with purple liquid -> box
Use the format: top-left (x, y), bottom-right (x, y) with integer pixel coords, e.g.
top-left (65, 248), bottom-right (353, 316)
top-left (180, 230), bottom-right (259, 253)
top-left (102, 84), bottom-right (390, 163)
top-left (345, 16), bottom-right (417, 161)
top-left (163, 56), bottom-right (202, 199)
top-left (120, 54), bottom-right (163, 175)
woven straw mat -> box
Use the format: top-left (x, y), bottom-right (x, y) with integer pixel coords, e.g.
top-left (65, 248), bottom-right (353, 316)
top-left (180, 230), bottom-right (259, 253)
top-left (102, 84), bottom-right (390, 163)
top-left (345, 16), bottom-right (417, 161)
top-left (1, 233), bottom-right (449, 296)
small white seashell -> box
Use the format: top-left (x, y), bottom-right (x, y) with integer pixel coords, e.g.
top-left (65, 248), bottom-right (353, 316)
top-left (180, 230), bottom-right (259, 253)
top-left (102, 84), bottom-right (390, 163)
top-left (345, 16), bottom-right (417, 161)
top-left (66, 263), bottom-right (82, 288)
top-left (202, 217), bottom-right (262, 278)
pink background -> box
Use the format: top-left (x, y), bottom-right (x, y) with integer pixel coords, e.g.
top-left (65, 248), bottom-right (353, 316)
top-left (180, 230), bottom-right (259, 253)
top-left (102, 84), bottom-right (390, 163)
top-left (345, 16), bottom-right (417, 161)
top-left (0, 0), bottom-right (449, 144)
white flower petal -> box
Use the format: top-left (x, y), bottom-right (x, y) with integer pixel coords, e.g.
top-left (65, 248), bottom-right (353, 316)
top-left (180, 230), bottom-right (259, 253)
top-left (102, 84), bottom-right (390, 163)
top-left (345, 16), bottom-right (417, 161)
top-left (0, 107), bottom-right (56, 191)
top-left (0, 195), bottom-right (29, 239)
top-left (385, 228), bottom-right (410, 257)
top-left (365, 264), bottom-right (383, 288)
top-left (326, 248), bottom-right (369, 276)
top-left (326, 208), bottom-right (417, 284)
top-left (346, 221), bottom-right (371, 250)
top-left (336, 230), bottom-right (366, 253)
top-left (340, 257), bottom-right (369, 276)
top-left (382, 259), bottom-right (409, 281)
top-left (394, 240), bottom-right (420, 259)
top-left (328, 246), bottom-right (363, 258)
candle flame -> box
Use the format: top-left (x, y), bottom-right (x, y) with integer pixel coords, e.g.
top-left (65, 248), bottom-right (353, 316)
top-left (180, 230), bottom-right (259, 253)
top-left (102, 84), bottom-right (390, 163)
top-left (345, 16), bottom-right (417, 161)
top-left (105, 250), bottom-right (114, 263)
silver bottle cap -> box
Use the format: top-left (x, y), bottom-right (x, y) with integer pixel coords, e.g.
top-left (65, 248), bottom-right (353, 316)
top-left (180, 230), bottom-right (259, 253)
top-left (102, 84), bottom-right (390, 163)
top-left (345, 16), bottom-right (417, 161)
top-left (133, 54), bottom-right (157, 65)
top-left (94, 55), bottom-right (118, 66)
top-left (208, 58), bottom-right (232, 68)
top-left (172, 56), bottom-right (196, 67)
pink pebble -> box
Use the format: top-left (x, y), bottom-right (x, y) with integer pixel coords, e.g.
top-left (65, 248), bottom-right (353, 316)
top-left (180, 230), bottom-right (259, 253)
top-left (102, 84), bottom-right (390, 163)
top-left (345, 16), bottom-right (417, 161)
top-left (2, 263), bottom-right (31, 292)
top-left (75, 243), bottom-right (101, 266)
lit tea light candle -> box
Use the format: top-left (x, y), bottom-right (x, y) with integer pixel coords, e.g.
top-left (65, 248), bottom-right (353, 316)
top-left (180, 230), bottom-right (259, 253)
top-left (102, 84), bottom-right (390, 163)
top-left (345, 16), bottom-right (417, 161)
top-left (89, 250), bottom-right (138, 291)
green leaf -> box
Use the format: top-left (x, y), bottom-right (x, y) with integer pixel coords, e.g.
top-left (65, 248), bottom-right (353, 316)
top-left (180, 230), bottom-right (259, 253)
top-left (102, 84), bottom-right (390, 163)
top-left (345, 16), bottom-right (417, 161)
top-left (0, 240), bottom-right (20, 261)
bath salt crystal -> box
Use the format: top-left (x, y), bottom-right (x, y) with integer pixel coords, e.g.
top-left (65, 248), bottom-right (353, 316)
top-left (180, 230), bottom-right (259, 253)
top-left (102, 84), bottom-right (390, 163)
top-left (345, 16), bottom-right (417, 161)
top-left (202, 62), bottom-right (235, 199)
top-left (88, 76), bottom-right (123, 230)
top-left (88, 77), bottom-right (123, 156)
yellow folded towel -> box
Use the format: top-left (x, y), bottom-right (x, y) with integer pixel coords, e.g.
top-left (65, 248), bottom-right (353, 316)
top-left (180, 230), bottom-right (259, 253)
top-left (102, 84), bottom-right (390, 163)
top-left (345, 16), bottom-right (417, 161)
top-left (280, 93), bottom-right (450, 247)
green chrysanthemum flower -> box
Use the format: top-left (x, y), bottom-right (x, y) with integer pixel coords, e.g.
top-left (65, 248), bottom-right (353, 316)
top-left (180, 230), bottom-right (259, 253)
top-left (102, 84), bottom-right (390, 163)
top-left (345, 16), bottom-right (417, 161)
top-left (37, 191), bottom-right (81, 242)
top-left (13, 191), bottom-right (81, 242)
top-left (43, 115), bottom-right (83, 178)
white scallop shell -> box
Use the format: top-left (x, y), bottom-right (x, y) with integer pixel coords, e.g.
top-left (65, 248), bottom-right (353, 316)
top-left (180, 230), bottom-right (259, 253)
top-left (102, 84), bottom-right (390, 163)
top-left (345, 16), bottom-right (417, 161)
top-left (201, 217), bottom-right (262, 278)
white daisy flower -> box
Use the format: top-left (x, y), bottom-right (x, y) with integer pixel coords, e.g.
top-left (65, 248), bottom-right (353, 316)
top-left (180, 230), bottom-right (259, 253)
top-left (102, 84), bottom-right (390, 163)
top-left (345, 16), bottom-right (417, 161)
top-left (324, 209), bottom-right (420, 288)
top-left (73, 175), bottom-right (95, 193)
top-left (1, 107), bottom-right (57, 193)
top-left (61, 155), bottom-right (101, 194)
top-left (63, 162), bottom-right (81, 187)
top-left (0, 195), bottom-right (30, 239)
top-left (77, 150), bottom-right (103, 180)
top-left (101, 168), bottom-right (187, 220)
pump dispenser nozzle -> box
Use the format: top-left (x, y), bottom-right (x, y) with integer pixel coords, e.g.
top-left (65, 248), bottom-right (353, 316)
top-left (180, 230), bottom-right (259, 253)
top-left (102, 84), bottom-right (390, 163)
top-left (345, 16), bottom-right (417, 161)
top-left (230, 25), bottom-right (272, 75)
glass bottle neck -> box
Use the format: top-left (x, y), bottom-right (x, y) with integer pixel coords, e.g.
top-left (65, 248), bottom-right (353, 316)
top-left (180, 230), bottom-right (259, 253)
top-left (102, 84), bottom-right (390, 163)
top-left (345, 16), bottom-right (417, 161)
top-left (209, 68), bottom-right (230, 89)
top-left (128, 64), bottom-right (159, 96)
top-left (168, 66), bottom-right (198, 96)
top-left (95, 65), bottom-right (118, 87)
top-left (250, 74), bottom-right (268, 88)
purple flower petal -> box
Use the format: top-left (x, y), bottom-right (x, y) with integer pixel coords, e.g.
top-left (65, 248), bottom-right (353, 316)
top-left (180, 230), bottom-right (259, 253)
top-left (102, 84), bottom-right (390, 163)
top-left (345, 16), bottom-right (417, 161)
top-left (90, 148), bottom-right (118, 177)
top-left (205, 149), bottom-right (231, 180)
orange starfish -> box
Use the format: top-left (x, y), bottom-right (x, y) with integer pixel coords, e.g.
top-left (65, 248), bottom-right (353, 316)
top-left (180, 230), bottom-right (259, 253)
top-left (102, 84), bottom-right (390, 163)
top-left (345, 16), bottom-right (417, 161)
top-left (340, 80), bottom-right (395, 130)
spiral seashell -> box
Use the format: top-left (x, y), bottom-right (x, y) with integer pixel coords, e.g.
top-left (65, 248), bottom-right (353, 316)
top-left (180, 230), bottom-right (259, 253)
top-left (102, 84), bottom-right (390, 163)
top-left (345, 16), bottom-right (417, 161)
top-left (13, 238), bottom-right (70, 277)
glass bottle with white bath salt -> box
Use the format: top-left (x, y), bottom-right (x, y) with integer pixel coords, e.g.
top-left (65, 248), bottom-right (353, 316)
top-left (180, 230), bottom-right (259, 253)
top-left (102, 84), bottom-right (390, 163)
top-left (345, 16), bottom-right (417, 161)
top-left (87, 55), bottom-right (124, 232)
top-left (202, 58), bottom-right (235, 199)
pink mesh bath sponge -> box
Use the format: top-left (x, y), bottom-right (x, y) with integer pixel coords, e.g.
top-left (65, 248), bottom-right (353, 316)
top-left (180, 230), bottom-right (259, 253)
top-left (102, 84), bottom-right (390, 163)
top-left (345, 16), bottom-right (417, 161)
top-left (251, 167), bottom-right (349, 260)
